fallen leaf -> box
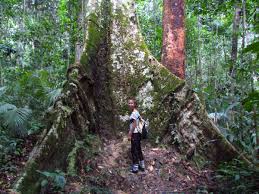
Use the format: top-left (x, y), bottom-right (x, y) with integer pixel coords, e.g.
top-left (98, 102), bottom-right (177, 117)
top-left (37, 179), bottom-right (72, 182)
top-left (148, 165), bottom-right (154, 172)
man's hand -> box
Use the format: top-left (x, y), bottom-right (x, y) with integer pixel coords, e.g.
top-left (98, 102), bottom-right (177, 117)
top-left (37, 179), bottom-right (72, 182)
top-left (128, 131), bottom-right (132, 141)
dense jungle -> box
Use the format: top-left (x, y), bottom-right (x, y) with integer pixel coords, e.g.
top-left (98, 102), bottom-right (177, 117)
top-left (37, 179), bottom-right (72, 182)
top-left (0, 0), bottom-right (258, 193)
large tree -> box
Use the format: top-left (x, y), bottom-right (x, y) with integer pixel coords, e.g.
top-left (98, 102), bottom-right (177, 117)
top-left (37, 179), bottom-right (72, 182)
top-left (162, 0), bottom-right (186, 79)
top-left (14, 0), bottom-right (248, 193)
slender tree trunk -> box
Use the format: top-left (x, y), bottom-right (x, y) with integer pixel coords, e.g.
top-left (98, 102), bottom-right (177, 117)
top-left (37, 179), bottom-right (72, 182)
top-left (229, 4), bottom-right (241, 78)
top-left (222, 35), bottom-right (228, 64)
top-left (195, 55), bottom-right (198, 85)
top-left (241, 0), bottom-right (247, 64)
top-left (239, 0), bottom-right (247, 140)
top-left (251, 73), bottom-right (258, 159)
top-left (162, 0), bottom-right (185, 79)
top-left (75, 0), bottom-right (85, 62)
top-left (241, 0), bottom-right (246, 50)
top-left (197, 15), bottom-right (202, 84)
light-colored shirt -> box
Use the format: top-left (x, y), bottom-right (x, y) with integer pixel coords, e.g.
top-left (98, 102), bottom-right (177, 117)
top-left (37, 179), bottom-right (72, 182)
top-left (130, 110), bottom-right (140, 133)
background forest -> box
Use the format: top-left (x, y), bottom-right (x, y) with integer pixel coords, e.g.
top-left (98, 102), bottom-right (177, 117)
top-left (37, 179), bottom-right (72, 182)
top-left (0, 0), bottom-right (258, 192)
top-left (137, 0), bottom-right (258, 158)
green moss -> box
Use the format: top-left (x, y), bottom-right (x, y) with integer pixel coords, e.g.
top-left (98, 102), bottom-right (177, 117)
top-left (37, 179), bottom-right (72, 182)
top-left (16, 161), bottom-right (42, 194)
top-left (70, 68), bottom-right (79, 80)
top-left (80, 13), bottom-right (103, 72)
top-left (139, 40), bottom-right (150, 56)
top-left (192, 154), bottom-right (208, 170)
top-left (127, 74), bottom-right (148, 96)
top-left (15, 103), bottom-right (74, 192)
top-left (113, 8), bottom-right (128, 29)
top-left (80, 0), bottom-right (113, 73)
top-left (124, 40), bottom-right (135, 50)
top-left (67, 134), bottom-right (101, 176)
top-left (158, 67), bottom-right (184, 93)
top-left (67, 140), bottom-right (83, 176)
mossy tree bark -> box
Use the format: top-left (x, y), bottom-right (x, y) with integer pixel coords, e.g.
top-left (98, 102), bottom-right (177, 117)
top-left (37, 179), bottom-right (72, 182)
top-left (14, 0), bottom-right (249, 193)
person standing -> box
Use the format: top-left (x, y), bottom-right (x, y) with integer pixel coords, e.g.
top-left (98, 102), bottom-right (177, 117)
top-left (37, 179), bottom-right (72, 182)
top-left (128, 98), bottom-right (145, 173)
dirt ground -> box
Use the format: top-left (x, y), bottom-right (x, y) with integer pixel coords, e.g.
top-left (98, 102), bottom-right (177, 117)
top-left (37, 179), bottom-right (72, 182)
top-left (1, 134), bottom-right (218, 193)
top-left (65, 136), bottom-right (217, 193)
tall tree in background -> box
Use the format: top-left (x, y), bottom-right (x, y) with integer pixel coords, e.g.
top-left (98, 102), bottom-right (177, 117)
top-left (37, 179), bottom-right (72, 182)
top-left (229, 4), bottom-right (242, 78)
top-left (162, 0), bottom-right (186, 79)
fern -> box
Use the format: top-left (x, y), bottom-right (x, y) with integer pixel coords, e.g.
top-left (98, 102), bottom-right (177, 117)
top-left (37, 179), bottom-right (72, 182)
top-left (37, 170), bottom-right (66, 191)
top-left (217, 159), bottom-right (258, 193)
top-left (0, 86), bottom-right (6, 97)
top-left (0, 103), bottom-right (16, 113)
top-left (0, 103), bottom-right (32, 136)
top-left (47, 88), bottom-right (62, 106)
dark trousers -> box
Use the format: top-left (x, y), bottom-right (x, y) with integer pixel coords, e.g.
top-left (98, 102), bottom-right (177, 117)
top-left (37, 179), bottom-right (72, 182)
top-left (131, 133), bottom-right (144, 164)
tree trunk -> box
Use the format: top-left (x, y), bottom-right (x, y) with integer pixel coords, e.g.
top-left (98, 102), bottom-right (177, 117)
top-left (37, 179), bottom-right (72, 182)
top-left (229, 4), bottom-right (241, 78)
top-left (197, 15), bottom-right (202, 84)
top-left (14, 0), bottom-right (249, 193)
top-left (162, 0), bottom-right (186, 79)
top-left (241, 0), bottom-right (247, 63)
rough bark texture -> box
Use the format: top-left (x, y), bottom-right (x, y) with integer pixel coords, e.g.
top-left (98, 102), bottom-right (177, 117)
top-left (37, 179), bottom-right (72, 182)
top-left (162, 0), bottom-right (185, 79)
top-left (161, 84), bottom-right (248, 166)
top-left (229, 5), bottom-right (241, 78)
top-left (14, 63), bottom-right (98, 193)
top-left (14, 0), bottom-right (248, 192)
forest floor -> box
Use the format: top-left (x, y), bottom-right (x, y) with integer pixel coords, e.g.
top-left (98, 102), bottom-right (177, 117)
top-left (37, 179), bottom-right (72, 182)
top-left (0, 135), bottom-right (38, 193)
top-left (65, 135), bottom-right (218, 193)
top-left (1, 134), bottom-right (218, 193)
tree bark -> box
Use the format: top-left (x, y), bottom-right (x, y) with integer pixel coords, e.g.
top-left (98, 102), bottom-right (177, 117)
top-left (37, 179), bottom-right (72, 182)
top-left (197, 15), bottom-right (202, 84)
top-left (229, 4), bottom-right (241, 78)
top-left (14, 0), bottom-right (249, 193)
top-left (162, 0), bottom-right (186, 79)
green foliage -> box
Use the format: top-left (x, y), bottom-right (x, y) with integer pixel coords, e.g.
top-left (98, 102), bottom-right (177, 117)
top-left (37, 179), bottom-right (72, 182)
top-left (0, 129), bottom-right (25, 176)
top-left (136, 0), bottom-right (163, 60)
top-left (0, 103), bottom-right (32, 137)
top-left (0, 131), bottom-right (18, 165)
top-left (0, 0), bottom-right (72, 140)
top-left (216, 159), bottom-right (258, 193)
top-left (243, 40), bottom-right (259, 73)
top-left (37, 169), bottom-right (66, 192)
top-left (0, 69), bottom-right (61, 136)
top-left (58, 0), bottom-right (70, 30)
top-left (244, 41), bottom-right (259, 56)
top-left (48, 88), bottom-right (62, 106)
top-left (242, 91), bottom-right (259, 112)
top-left (0, 2), bottom-right (82, 190)
top-left (0, 87), bottom-right (7, 96)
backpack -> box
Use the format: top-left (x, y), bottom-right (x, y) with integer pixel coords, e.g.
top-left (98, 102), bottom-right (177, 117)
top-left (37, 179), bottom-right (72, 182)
top-left (137, 116), bottom-right (149, 139)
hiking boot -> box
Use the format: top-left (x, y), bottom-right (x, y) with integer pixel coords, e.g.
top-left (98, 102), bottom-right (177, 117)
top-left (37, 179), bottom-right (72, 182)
top-left (130, 168), bottom-right (138, 173)
top-left (139, 160), bottom-right (145, 171)
top-left (139, 166), bottom-right (145, 171)
top-left (130, 164), bottom-right (139, 173)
